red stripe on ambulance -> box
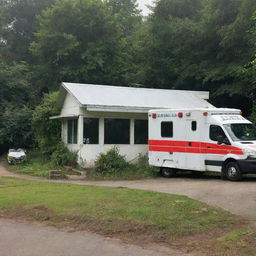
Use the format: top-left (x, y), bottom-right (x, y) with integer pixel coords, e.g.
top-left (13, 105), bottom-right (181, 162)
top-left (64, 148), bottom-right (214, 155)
top-left (148, 140), bottom-right (243, 155)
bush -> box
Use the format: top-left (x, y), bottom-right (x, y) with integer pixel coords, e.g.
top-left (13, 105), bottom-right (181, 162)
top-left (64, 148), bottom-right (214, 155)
top-left (92, 148), bottom-right (158, 179)
top-left (32, 92), bottom-right (61, 157)
top-left (51, 142), bottom-right (77, 166)
top-left (94, 147), bottom-right (127, 174)
top-left (132, 153), bottom-right (158, 177)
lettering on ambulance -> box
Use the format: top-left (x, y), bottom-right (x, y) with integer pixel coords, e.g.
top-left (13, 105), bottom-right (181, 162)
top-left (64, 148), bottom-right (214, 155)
top-left (148, 140), bottom-right (243, 155)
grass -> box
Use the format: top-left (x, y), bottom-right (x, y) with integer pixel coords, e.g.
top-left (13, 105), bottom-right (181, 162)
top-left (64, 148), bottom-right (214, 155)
top-left (3, 150), bottom-right (159, 180)
top-left (87, 165), bottom-right (159, 180)
top-left (0, 177), bottom-right (255, 255)
top-left (4, 154), bottom-right (54, 178)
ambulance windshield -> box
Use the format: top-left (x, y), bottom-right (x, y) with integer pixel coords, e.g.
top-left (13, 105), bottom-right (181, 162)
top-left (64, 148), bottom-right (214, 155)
top-left (224, 123), bottom-right (256, 141)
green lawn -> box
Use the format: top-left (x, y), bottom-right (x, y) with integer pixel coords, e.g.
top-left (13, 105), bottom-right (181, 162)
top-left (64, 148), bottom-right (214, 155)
top-left (0, 177), bottom-right (255, 255)
top-left (3, 154), bottom-right (53, 178)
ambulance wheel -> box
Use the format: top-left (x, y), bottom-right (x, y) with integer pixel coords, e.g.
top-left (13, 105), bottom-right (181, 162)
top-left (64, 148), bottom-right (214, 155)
top-left (161, 168), bottom-right (176, 178)
top-left (225, 162), bottom-right (242, 181)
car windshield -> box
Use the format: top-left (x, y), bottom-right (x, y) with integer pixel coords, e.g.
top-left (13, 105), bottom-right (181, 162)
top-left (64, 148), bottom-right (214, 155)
top-left (223, 123), bottom-right (256, 141)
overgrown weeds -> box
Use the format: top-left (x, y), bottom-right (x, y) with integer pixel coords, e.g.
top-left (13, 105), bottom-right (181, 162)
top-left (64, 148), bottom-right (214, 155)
top-left (91, 147), bottom-right (158, 180)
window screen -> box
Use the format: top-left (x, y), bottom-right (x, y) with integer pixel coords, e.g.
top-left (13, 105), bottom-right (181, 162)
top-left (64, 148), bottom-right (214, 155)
top-left (83, 118), bottom-right (99, 144)
top-left (104, 119), bottom-right (130, 144)
top-left (210, 125), bottom-right (226, 141)
top-left (161, 122), bottom-right (173, 137)
top-left (134, 120), bottom-right (148, 144)
top-left (191, 121), bottom-right (197, 131)
top-left (67, 119), bottom-right (78, 144)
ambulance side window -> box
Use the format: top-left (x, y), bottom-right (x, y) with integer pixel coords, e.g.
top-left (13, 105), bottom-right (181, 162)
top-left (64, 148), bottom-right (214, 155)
top-left (191, 121), bottom-right (197, 131)
top-left (210, 125), bottom-right (227, 141)
top-left (161, 122), bottom-right (173, 137)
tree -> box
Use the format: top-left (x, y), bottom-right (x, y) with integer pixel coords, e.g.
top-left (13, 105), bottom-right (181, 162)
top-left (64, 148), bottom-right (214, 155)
top-left (32, 92), bottom-right (61, 156)
top-left (0, 0), bottom-right (55, 62)
top-left (0, 106), bottom-right (34, 150)
top-left (31, 0), bottom-right (135, 90)
top-left (0, 61), bottom-right (34, 152)
top-left (141, 0), bottom-right (256, 114)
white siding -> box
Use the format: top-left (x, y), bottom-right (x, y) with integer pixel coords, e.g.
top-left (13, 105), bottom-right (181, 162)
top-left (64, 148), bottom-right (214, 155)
top-left (61, 93), bottom-right (82, 116)
top-left (62, 110), bottom-right (148, 167)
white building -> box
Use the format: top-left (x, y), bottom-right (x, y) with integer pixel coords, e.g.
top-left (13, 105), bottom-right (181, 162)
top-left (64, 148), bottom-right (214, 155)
top-left (51, 82), bottom-right (213, 167)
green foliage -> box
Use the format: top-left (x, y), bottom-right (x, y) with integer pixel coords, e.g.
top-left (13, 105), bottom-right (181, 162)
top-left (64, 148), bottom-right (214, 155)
top-left (32, 92), bottom-right (61, 156)
top-left (30, 0), bottom-right (136, 89)
top-left (0, 61), bottom-right (34, 152)
top-left (141, 0), bottom-right (256, 113)
top-left (95, 147), bottom-right (127, 174)
top-left (51, 142), bottom-right (77, 166)
top-left (93, 148), bottom-right (158, 179)
top-left (0, 61), bottom-right (31, 112)
top-left (6, 151), bottom-right (53, 177)
top-left (132, 153), bottom-right (158, 177)
top-left (0, 0), bottom-right (55, 62)
top-left (0, 106), bottom-right (34, 149)
top-left (2, 0), bottom-right (256, 154)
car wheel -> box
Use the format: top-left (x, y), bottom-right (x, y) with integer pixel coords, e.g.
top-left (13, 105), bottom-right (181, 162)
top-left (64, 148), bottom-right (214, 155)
top-left (225, 162), bottom-right (242, 181)
top-left (161, 168), bottom-right (176, 178)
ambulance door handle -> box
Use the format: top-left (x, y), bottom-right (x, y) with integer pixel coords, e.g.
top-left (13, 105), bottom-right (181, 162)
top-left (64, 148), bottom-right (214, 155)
top-left (207, 146), bottom-right (211, 148)
top-left (188, 142), bottom-right (192, 147)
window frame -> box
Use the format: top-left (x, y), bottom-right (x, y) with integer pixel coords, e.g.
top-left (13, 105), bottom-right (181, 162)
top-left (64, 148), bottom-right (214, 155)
top-left (67, 119), bottom-right (78, 144)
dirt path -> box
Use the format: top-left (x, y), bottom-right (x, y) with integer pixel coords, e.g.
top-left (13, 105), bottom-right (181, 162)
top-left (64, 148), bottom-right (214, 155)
top-left (0, 218), bottom-right (189, 256)
top-left (1, 163), bottom-right (256, 220)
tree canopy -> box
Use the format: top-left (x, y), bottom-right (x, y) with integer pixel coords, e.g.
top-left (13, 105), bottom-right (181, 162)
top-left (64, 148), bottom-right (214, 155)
top-left (0, 0), bottom-right (256, 150)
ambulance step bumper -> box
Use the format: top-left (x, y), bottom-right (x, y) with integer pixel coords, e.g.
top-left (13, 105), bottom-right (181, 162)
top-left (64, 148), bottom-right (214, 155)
top-left (237, 159), bottom-right (256, 173)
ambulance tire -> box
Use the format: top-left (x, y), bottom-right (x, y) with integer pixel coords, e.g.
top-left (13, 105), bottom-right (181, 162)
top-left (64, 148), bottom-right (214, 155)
top-left (161, 168), bottom-right (176, 178)
top-left (225, 162), bottom-right (242, 181)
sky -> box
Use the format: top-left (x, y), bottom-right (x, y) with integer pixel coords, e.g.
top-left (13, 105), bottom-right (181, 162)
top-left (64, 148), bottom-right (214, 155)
top-left (137, 0), bottom-right (154, 16)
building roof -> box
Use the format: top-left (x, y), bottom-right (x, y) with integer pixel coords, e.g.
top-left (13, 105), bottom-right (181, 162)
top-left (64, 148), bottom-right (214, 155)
top-left (58, 82), bottom-right (214, 113)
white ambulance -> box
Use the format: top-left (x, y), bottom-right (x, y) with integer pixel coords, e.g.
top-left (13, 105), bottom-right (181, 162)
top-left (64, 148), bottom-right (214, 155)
top-left (148, 108), bottom-right (256, 181)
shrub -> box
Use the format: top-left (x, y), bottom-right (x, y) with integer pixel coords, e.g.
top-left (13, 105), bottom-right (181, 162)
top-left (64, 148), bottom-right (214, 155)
top-left (32, 92), bottom-right (61, 157)
top-left (132, 153), bottom-right (158, 177)
top-left (51, 142), bottom-right (77, 166)
top-left (92, 149), bottom-right (158, 179)
top-left (94, 147), bottom-right (127, 174)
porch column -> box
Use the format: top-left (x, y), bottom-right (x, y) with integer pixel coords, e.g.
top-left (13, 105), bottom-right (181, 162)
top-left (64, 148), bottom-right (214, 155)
top-left (78, 115), bottom-right (84, 145)
top-left (99, 118), bottom-right (104, 145)
top-left (61, 119), bottom-right (66, 143)
top-left (130, 119), bottom-right (134, 145)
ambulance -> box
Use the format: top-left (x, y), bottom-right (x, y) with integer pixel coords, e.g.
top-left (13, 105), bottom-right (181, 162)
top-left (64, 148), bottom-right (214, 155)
top-left (148, 108), bottom-right (256, 181)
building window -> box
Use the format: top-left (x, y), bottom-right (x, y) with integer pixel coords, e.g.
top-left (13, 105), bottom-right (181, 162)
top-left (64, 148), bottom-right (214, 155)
top-left (104, 119), bottom-right (130, 144)
top-left (135, 120), bottom-right (148, 144)
top-left (83, 118), bottom-right (99, 144)
top-left (67, 119), bottom-right (78, 144)
top-left (161, 122), bottom-right (173, 137)
top-left (191, 121), bottom-right (197, 131)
